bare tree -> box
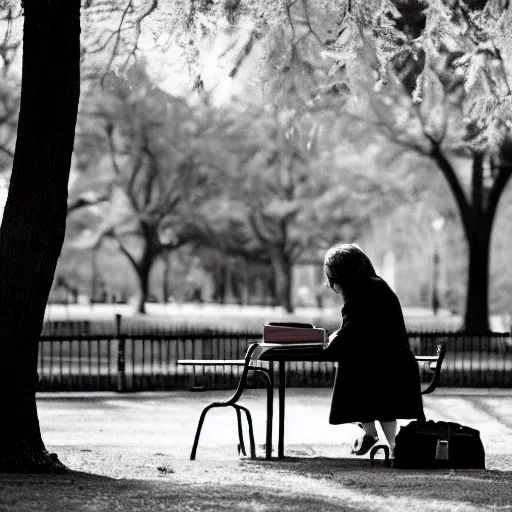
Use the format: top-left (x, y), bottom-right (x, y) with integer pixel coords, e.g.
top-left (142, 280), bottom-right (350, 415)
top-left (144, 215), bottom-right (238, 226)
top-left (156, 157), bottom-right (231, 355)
top-left (70, 64), bottom-right (227, 312)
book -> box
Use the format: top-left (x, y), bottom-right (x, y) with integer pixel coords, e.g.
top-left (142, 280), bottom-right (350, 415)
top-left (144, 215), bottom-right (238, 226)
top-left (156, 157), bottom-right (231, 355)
top-left (262, 322), bottom-right (326, 344)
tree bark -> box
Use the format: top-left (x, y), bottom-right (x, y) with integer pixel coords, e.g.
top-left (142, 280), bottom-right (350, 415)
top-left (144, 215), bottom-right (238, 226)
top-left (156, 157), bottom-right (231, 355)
top-left (135, 255), bottom-right (153, 314)
top-left (282, 260), bottom-right (293, 313)
top-left (464, 231), bottom-right (491, 333)
top-left (162, 250), bottom-right (171, 304)
top-left (463, 154), bottom-right (492, 333)
top-left (216, 263), bottom-right (227, 304)
top-left (431, 149), bottom-right (510, 333)
top-left (271, 251), bottom-right (294, 313)
top-left (116, 223), bottom-right (157, 315)
top-left (0, 0), bottom-right (80, 472)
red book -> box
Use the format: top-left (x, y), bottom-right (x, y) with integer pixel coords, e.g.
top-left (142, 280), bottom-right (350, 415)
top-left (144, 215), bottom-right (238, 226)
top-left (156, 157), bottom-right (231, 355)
top-left (262, 322), bottom-right (326, 344)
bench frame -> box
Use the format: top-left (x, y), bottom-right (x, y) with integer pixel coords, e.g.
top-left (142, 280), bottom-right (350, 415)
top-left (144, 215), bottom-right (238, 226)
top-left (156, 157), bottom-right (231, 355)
top-left (179, 343), bottom-right (273, 460)
top-left (178, 341), bottom-right (447, 460)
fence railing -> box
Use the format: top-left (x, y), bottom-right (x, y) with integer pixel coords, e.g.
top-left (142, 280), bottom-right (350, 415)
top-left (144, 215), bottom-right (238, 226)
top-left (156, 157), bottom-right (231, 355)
top-left (36, 317), bottom-right (512, 391)
top-left (38, 331), bottom-right (262, 392)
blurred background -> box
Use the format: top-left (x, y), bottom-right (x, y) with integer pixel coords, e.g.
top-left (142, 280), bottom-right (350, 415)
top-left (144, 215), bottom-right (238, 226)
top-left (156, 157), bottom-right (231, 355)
top-left (1, 1), bottom-right (512, 335)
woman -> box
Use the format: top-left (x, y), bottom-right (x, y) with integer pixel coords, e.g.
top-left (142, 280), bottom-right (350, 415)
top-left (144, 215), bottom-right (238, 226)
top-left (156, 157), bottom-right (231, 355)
top-left (322, 243), bottom-right (425, 455)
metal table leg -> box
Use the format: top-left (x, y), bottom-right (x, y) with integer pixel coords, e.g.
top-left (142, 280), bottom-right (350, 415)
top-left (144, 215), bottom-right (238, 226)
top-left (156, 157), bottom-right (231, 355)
top-left (266, 364), bottom-right (274, 460)
top-left (278, 360), bottom-right (285, 459)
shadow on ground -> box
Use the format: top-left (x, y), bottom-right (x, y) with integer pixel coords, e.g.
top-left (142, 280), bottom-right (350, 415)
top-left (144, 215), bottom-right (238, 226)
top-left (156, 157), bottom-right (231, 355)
top-left (249, 456), bottom-right (512, 509)
top-left (3, 457), bottom-right (512, 511)
top-left (0, 469), bottom-right (359, 512)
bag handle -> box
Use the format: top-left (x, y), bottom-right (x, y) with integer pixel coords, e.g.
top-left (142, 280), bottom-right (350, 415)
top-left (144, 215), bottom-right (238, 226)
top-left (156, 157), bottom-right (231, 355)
top-left (370, 444), bottom-right (391, 467)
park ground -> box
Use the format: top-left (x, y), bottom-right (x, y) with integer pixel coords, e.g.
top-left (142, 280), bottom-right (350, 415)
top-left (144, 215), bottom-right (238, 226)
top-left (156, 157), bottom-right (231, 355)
top-left (2, 388), bottom-right (512, 511)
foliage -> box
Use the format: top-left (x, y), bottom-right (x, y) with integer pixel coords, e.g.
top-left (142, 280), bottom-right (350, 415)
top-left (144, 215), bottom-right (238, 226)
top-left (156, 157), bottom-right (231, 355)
top-left (69, 63), bottom-right (230, 311)
top-left (0, 4), bottom-right (21, 178)
top-left (80, 0), bottom-right (158, 84)
top-left (56, 0), bottom-right (512, 319)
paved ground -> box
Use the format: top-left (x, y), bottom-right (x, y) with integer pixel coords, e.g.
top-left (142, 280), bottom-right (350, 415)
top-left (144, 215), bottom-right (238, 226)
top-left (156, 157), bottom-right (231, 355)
top-left (3, 388), bottom-right (512, 511)
top-left (36, 388), bottom-right (512, 468)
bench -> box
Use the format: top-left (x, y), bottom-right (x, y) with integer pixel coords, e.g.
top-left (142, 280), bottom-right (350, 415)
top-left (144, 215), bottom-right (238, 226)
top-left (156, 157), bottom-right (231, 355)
top-left (415, 342), bottom-right (447, 395)
top-left (178, 341), bottom-right (446, 460)
top-left (177, 343), bottom-right (272, 460)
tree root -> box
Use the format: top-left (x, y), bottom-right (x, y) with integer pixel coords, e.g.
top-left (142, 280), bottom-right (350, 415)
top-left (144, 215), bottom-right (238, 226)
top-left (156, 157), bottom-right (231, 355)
top-left (0, 444), bottom-right (68, 474)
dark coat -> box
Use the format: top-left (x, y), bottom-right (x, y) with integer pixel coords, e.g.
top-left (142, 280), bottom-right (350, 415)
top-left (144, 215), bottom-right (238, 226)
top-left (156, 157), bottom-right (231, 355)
top-left (323, 275), bottom-right (425, 424)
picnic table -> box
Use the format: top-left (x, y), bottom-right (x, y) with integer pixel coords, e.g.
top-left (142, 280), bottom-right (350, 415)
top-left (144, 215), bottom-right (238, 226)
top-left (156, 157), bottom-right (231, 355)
top-left (178, 341), bottom-right (445, 461)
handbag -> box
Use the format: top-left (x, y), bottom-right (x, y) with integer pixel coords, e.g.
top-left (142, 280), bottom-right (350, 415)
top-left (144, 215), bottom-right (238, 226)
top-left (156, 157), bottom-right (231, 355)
top-left (393, 420), bottom-right (486, 469)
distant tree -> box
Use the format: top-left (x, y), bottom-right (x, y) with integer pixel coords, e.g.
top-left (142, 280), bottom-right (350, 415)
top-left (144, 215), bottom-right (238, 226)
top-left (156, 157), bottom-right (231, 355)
top-left (222, 103), bottom-right (404, 312)
top-left (221, 107), bottom-right (326, 312)
top-left (320, 0), bottom-right (512, 332)
top-left (0, 0), bottom-right (80, 472)
top-left (194, 213), bottom-right (274, 305)
top-left (70, 65), bottom-right (228, 312)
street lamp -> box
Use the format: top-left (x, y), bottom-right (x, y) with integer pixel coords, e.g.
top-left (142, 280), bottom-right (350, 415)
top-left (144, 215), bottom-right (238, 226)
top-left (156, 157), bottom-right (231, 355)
top-left (431, 216), bottom-right (445, 316)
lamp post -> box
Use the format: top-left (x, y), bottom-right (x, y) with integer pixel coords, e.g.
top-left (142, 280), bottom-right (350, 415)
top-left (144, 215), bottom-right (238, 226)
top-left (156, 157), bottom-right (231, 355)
top-left (431, 217), bottom-right (445, 316)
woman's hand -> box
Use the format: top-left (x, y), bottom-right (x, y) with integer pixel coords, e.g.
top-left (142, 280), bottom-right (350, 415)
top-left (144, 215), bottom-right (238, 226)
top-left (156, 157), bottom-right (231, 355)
top-left (323, 330), bottom-right (338, 350)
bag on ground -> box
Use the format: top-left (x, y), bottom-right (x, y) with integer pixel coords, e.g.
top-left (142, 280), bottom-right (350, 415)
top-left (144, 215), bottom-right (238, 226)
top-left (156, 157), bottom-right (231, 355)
top-left (393, 420), bottom-right (485, 469)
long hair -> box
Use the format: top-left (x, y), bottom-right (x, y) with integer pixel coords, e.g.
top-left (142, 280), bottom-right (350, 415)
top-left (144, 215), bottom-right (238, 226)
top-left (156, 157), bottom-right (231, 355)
top-left (324, 243), bottom-right (377, 295)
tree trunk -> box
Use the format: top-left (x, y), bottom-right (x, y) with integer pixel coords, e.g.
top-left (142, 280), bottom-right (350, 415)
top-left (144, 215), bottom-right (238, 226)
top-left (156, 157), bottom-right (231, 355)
top-left (162, 250), bottom-right (171, 304)
top-left (224, 261), bottom-right (235, 303)
top-left (463, 154), bottom-right (491, 333)
top-left (0, 0), bottom-right (80, 473)
top-left (271, 252), bottom-right (294, 313)
top-left (432, 150), bottom-right (507, 333)
top-left (135, 258), bottom-right (153, 314)
top-left (464, 232), bottom-right (491, 333)
top-left (215, 263), bottom-right (227, 303)
top-left (282, 258), bottom-right (293, 313)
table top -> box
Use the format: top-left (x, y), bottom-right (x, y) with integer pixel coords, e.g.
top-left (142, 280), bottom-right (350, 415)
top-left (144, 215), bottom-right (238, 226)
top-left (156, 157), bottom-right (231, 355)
top-left (252, 343), bottom-right (439, 364)
top-left (252, 343), bottom-right (334, 362)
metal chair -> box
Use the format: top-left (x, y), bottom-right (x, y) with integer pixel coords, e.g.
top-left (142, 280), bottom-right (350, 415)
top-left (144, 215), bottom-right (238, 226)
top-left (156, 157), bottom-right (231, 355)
top-left (417, 342), bottom-right (447, 395)
top-left (185, 342), bottom-right (273, 460)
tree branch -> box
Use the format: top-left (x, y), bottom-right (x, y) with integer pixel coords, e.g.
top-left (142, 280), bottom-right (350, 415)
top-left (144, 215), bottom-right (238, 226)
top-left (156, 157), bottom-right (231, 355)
top-left (107, 229), bottom-right (140, 271)
top-left (430, 145), bottom-right (472, 240)
top-left (340, 110), bottom-right (432, 157)
top-left (288, 240), bottom-right (304, 262)
top-left (142, 143), bottom-right (159, 210)
top-left (249, 209), bottom-right (279, 245)
top-left (67, 188), bottom-right (111, 215)
top-left (486, 164), bottom-right (512, 227)
top-left (228, 29), bottom-right (256, 79)
top-left (127, 144), bottom-right (145, 213)
top-left (106, 125), bottom-right (122, 176)
top-left (0, 145), bottom-right (13, 158)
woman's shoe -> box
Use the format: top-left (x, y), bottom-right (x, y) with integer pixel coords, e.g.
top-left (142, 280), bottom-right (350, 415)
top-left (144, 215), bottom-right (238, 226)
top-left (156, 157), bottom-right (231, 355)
top-left (351, 434), bottom-right (379, 456)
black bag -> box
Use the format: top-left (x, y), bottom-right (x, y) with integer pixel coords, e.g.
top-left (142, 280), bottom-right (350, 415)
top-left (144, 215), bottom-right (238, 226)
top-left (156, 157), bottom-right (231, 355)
top-left (393, 420), bottom-right (485, 470)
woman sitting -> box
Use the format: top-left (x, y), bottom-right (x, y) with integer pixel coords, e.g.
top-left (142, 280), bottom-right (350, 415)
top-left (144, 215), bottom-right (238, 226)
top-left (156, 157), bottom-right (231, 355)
top-left (322, 243), bottom-right (425, 455)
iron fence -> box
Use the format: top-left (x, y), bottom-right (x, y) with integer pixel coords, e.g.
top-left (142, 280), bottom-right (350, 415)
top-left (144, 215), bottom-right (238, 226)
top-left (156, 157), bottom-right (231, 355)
top-left (36, 317), bottom-right (512, 391)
